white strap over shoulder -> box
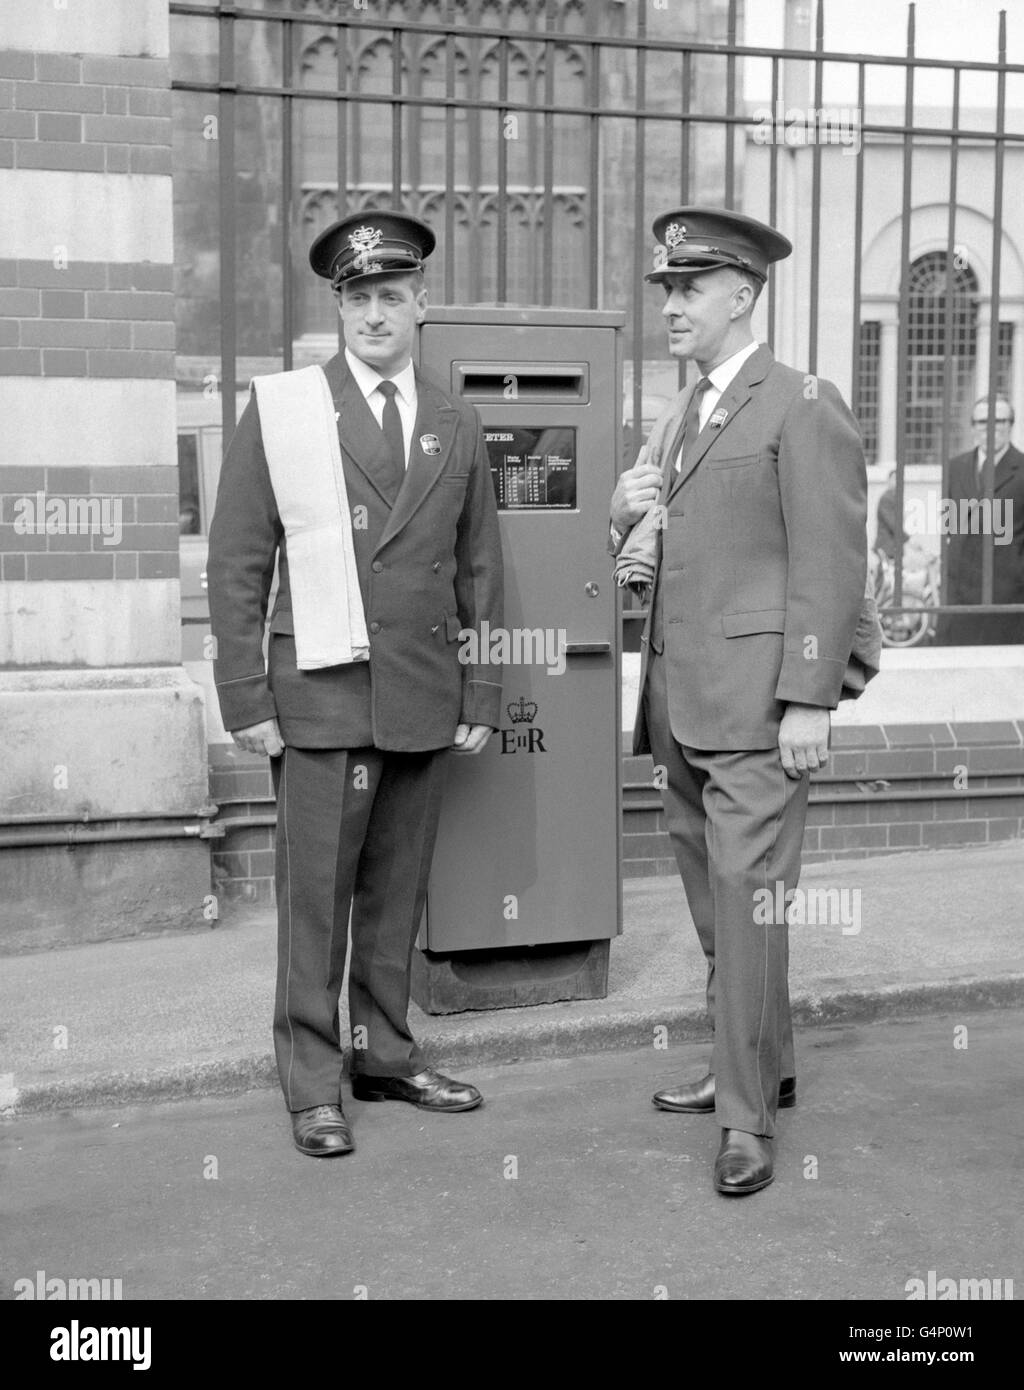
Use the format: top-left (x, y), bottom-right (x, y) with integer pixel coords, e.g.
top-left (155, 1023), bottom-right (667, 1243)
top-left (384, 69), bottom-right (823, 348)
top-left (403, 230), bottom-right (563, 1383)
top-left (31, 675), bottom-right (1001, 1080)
top-left (252, 364), bottom-right (370, 670)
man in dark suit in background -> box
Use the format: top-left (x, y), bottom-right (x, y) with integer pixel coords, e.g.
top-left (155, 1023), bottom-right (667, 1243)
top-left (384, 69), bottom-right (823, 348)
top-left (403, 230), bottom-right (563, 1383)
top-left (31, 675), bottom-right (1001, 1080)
top-left (207, 212), bottom-right (503, 1157)
top-left (875, 468), bottom-right (908, 561)
top-left (936, 396), bottom-right (1024, 645)
top-left (611, 208), bottom-right (868, 1196)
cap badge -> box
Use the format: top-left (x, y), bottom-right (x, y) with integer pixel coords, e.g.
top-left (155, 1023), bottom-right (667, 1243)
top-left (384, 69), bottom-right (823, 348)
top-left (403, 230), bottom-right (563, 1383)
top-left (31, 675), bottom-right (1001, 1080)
top-left (665, 222), bottom-right (687, 249)
top-left (652, 244), bottom-right (669, 270)
top-left (349, 224), bottom-right (384, 272)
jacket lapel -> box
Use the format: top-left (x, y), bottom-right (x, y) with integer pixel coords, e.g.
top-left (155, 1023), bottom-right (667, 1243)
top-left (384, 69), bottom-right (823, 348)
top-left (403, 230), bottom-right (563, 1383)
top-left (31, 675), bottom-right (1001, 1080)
top-left (323, 352), bottom-right (402, 507)
top-left (666, 343), bottom-right (774, 502)
top-left (640, 384), bottom-right (694, 603)
top-left (376, 372), bottom-right (458, 550)
top-left (656, 386), bottom-right (695, 496)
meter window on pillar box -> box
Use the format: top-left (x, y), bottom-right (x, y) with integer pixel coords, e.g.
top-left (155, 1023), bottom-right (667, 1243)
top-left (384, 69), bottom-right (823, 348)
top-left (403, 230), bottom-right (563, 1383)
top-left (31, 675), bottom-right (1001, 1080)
top-left (417, 309), bottom-right (624, 969)
top-left (485, 426), bottom-right (576, 510)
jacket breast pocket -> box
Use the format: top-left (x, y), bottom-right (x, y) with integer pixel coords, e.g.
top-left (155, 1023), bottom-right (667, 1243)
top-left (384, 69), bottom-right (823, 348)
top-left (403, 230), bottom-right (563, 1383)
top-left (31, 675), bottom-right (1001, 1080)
top-left (707, 453), bottom-right (759, 471)
top-left (722, 609), bottom-right (786, 637)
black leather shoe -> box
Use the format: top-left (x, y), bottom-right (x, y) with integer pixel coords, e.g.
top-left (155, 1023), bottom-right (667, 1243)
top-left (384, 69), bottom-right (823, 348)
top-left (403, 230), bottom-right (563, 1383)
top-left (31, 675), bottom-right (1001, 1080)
top-left (652, 1072), bottom-right (796, 1113)
top-left (291, 1104), bottom-right (354, 1157)
top-left (714, 1129), bottom-right (774, 1195)
top-left (351, 1067), bottom-right (482, 1112)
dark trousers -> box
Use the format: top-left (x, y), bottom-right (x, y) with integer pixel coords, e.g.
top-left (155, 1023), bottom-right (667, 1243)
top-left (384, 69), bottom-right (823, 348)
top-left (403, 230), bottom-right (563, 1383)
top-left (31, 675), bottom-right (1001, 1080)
top-left (271, 744), bottom-right (450, 1112)
top-left (645, 652), bottom-right (810, 1137)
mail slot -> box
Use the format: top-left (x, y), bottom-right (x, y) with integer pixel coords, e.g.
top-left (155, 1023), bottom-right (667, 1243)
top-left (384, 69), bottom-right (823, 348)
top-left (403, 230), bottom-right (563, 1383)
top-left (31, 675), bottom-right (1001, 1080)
top-left (414, 307), bottom-right (625, 1014)
top-left (454, 363), bottom-right (590, 401)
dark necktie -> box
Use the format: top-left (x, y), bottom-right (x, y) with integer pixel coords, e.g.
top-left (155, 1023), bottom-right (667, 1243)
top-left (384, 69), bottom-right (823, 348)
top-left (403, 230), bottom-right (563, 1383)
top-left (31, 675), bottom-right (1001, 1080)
top-left (378, 379), bottom-right (405, 491)
top-left (675, 375), bottom-right (713, 471)
top-left (977, 451), bottom-right (992, 495)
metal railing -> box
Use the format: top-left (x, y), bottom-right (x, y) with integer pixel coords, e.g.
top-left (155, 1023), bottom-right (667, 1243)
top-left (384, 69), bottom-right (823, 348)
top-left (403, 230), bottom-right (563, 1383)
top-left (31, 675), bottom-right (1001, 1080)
top-left (169, 0), bottom-right (1024, 633)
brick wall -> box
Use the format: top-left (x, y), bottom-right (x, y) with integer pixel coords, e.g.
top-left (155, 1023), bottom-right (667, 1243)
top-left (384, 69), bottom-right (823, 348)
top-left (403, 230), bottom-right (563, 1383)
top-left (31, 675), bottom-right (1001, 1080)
top-left (623, 721), bottom-right (1024, 878)
top-left (0, 463), bottom-right (178, 583)
top-left (0, 258), bottom-right (175, 378)
top-left (207, 721), bottom-right (1024, 906)
top-left (0, 0), bottom-right (210, 951)
top-left (0, 50), bottom-right (172, 175)
top-left (0, 45), bottom-right (174, 386)
top-left (209, 746), bottom-right (277, 907)
top-left (0, 13), bottom-right (180, 654)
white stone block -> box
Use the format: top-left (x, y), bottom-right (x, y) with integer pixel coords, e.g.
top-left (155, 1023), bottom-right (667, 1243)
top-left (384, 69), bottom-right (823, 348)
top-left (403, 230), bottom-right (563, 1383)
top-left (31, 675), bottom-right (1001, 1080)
top-left (0, 580), bottom-right (182, 666)
top-left (0, 665), bottom-right (208, 820)
top-left (0, 171), bottom-right (173, 262)
top-left (833, 646), bottom-right (1024, 725)
top-left (1, 0), bottom-right (169, 57)
top-left (0, 379), bottom-right (176, 468)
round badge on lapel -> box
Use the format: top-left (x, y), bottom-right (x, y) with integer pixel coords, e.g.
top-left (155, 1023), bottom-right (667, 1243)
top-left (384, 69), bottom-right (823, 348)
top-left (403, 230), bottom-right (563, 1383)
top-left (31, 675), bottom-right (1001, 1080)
top-left (420, 433), bottom-right (441, 456)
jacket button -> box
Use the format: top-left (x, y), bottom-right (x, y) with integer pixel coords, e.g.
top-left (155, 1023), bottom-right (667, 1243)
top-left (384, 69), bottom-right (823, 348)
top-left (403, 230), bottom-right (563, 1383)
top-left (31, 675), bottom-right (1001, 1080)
top-left (369, 621), bottom-right (381, 634)
top-left (432, 561), bottom-right (441, 572)
top-left (372, 560), bottom-right (383, 573)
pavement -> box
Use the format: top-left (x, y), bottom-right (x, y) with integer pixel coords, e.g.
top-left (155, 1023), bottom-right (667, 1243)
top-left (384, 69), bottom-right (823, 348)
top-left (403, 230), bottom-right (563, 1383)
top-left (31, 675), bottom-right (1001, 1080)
top-left (4, 1012), bottom-right (1022, 1303)
top-left (1, 840), bottom-right (1023, 1117)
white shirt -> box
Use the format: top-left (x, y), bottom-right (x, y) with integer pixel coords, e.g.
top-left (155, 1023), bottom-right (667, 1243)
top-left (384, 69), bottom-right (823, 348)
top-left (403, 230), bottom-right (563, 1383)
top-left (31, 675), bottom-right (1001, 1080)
top-left (675, 338), bottom-right (760, 470)
top-left (344, 347), bottom-right (417, 468)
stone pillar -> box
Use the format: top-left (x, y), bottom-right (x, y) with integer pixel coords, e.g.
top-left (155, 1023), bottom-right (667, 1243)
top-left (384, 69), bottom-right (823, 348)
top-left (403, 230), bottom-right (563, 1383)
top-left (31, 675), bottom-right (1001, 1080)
top-left (1013, 315), bottom-right (1024, 431)
top-left (878, 313), bottom-right (899, 466)
top-left (0, 0), bottom-right (211, 950)
top-left (975, 302), bottom-right (992, 405)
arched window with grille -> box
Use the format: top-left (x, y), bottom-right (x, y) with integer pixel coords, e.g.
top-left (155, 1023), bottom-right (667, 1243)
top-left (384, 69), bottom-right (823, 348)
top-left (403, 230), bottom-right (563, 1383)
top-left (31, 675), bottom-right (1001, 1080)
top-left (903, 251), bottom-right (978, 467)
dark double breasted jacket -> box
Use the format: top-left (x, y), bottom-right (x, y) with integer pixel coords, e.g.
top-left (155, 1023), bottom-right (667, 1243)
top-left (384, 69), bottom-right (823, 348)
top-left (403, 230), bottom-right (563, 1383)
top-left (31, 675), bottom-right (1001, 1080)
top-left (207, 352), bottom-right (504, 751)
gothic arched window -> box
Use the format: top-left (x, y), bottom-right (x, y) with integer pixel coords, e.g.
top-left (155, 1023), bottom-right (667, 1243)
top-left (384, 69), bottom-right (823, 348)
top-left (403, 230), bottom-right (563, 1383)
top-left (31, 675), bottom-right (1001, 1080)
top-left (903, 251), bottom-right (978, 466)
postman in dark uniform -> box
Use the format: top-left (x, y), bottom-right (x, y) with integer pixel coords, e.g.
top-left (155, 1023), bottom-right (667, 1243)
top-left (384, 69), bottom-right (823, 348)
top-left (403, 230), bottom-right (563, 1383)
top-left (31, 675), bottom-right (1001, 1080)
top-left (207, 212), bottom-right (504, 1157)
